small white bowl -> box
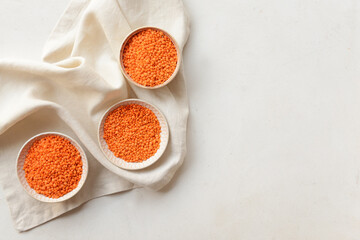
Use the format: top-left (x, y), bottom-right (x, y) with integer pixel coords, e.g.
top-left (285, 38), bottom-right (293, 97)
top-left (98, 99), bottom-right (169, 170)
top-left (119, 26), bottom-right (181, 89)
top-left (16, 132), bottom-right (88, 203)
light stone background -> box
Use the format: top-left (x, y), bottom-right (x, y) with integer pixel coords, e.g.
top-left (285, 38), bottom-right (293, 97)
top-left (1, 0), bottom-right (360, 239)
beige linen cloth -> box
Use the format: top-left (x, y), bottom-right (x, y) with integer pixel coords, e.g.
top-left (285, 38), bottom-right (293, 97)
top-left (0, 0), bottom-right (189, 231)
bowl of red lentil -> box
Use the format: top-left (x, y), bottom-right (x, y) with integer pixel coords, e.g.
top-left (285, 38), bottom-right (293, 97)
top-left (16, 132), bottom-right (88, 203)
top-left (119, 26), bottom-right (181, 89)
top-left (98, 99), bottom-right (169, 170)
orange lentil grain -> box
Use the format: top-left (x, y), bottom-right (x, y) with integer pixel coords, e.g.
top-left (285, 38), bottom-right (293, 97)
top-left (122, 28), bottom-right (178, 87)
top-left (103, 104), bottom-right (161, 162)
top-left (23, 135), bottom-right (83, 199)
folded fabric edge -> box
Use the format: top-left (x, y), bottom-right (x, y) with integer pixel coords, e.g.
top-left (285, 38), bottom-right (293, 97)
top-left (15, 184), bottom-right (137, 232)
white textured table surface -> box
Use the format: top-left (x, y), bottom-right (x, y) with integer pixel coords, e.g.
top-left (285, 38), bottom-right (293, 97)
top-left (1, 0), bottom-right (360, 239)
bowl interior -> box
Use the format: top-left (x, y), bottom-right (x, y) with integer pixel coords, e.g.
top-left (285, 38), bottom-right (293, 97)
top-left (16, 132), bottom-right (88, 203)
top-left (119, 26), bottom-right (181, 89)
top-left (98, 99), bottom-right (169, 170)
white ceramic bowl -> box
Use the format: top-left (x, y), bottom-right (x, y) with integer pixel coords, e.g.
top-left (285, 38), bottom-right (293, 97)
top-left (16, 132), bottom-right (88, 203)
top-left (98, 99), bottom-right (169, 170)
top-left (119, 26), bottom-right (181, 89)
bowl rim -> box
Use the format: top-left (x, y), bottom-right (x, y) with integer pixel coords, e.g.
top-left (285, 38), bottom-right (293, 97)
top-left (16, 132), bottom-right (88, 203)
top-left (119, 26), bottom-right (181, 89)
top-left (97, 98), bottom-right (169, 170)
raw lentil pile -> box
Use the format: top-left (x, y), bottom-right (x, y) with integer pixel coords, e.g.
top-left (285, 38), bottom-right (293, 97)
top-left (23, 135), bottom-right (83, 199)
top-left (103, 104), bottom-right (161, 162)
top-left (122, 28), bottom-right (178, 87)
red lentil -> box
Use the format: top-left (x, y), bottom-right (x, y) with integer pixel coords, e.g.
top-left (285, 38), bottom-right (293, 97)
top-left (103, 104), bottom-right (161, 162)
top-left (122, 28), bottom-right (178, 87)
top-left (23, 135), bottom-right (83, 199)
